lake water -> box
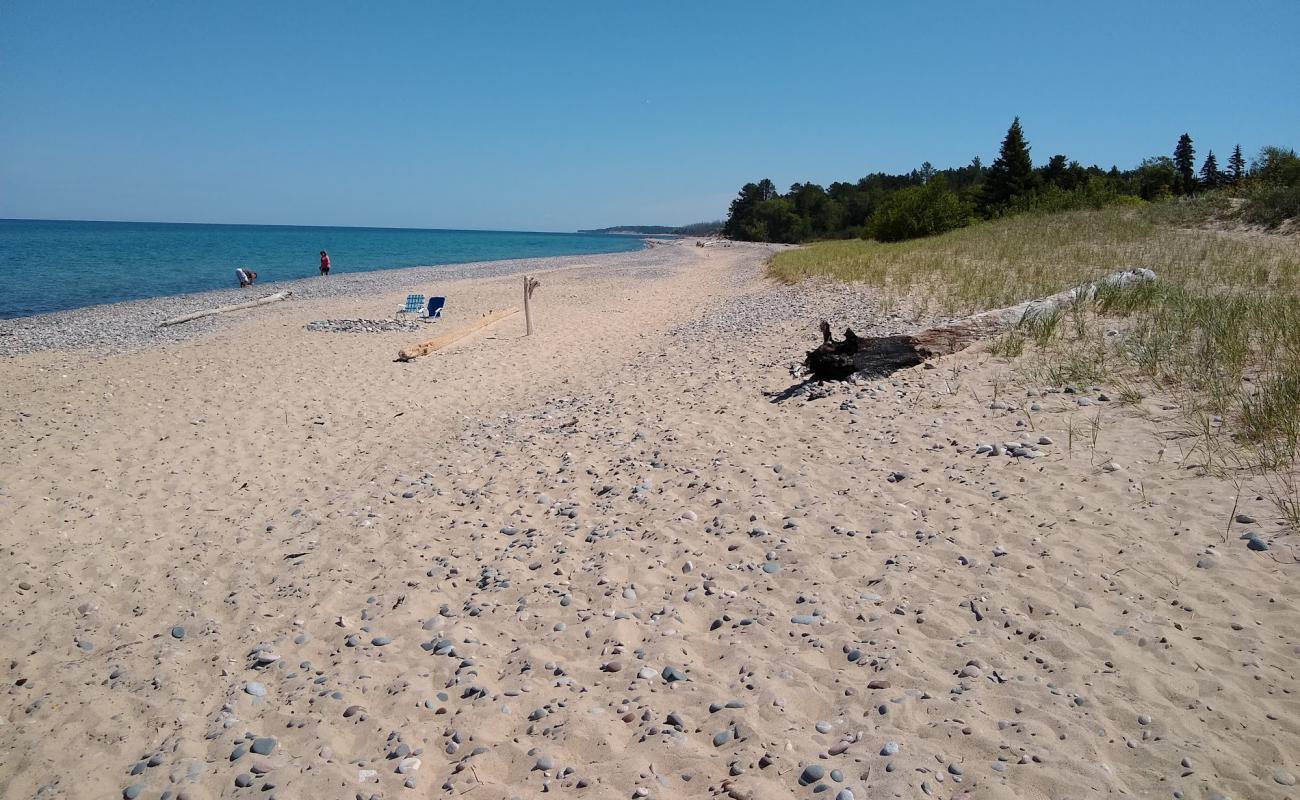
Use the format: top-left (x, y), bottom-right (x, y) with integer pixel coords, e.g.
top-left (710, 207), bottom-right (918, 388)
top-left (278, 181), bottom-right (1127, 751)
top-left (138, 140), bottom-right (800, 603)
top-left (0, 219), bottom-right (645, 318)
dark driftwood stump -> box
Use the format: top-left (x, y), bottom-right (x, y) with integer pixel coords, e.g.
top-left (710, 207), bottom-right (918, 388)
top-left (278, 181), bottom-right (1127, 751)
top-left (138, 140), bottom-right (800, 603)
top-left (804, 269), bottom-right (1158, 382)
top-left (807, 320), bottom-right (960, 380)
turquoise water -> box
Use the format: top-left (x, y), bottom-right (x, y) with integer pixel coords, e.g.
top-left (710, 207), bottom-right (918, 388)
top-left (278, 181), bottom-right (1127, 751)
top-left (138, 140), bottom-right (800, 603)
top-left (0, 219), bottom-right (645, 318)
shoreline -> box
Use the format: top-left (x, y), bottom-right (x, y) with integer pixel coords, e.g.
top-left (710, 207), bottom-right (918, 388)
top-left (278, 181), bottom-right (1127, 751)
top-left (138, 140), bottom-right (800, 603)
top-left (0, 241), bottom-right (667, 357)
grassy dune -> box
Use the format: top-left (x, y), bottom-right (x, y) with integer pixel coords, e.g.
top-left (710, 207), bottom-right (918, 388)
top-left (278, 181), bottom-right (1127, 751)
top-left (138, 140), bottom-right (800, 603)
top-left (770, 206), bottom-right (1300, 523)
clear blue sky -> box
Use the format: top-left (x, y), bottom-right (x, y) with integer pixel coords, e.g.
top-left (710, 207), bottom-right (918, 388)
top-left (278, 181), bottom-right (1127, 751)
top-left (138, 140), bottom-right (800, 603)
top-left (2, 1), bottom-right (1297, 231)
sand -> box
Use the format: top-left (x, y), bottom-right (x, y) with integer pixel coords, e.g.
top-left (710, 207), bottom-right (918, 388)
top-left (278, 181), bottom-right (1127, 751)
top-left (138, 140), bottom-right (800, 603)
top-left (1, 240), bottom-right (1297, 800)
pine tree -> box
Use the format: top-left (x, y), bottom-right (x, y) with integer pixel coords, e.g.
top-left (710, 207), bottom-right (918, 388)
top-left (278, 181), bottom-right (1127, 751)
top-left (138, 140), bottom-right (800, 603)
top-left (1173, 133), bottom-right (1196, 195)
top-left (1228, 144), bottom-right (1246, 184)
top-left (981, 117), bottom-right (1035, 213)
top-left (1199, 151), bottom-right (1222, 189)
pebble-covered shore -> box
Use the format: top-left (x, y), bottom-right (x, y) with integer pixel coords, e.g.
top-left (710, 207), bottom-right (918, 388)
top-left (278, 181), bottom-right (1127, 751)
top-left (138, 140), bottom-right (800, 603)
top-left (0, 244), bottom-right (686, 357)
top-left (2, 240), bottom-right (1296, 800)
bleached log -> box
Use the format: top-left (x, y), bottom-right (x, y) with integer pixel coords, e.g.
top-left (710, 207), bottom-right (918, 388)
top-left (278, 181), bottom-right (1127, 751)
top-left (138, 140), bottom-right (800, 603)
top-left (397, 307), bottom-right (519, 361)
top-left (807, 269), bottom-right (1156, 380)
top-left (159, 291), bottom-right (291, 327)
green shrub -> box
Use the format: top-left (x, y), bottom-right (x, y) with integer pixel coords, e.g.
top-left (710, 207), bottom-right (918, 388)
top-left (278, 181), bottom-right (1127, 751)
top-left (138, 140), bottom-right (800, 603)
top-left (865, 178), bottom-right (972, 242)
top-left (1241, 185), bottom-right (1300, 228)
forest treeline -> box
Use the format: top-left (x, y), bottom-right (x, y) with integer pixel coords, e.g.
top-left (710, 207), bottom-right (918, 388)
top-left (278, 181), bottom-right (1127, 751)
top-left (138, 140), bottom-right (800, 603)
top-left (723, 119), bottom-right (1300, 243)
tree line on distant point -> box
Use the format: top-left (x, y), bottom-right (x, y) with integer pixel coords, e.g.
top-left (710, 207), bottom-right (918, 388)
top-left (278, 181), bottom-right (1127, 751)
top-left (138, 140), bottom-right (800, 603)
top-left (723, 118), bottom-right (1300, 243)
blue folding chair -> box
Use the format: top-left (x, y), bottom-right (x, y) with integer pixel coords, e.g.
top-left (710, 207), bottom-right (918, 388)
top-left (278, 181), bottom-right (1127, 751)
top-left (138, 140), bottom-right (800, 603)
top-left (399, 294), bottom-right (425, 316)
top-left (426, 296), bottom-right (446, 319)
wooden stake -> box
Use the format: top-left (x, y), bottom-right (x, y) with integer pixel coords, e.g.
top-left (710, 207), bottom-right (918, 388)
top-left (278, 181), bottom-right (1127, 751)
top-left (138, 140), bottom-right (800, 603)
top-left (158, 291), bottom-right (291, 327)
top-left (523, 275), bottom-right (541, 335)
top-left (397, 306), bottom-right (519, 361)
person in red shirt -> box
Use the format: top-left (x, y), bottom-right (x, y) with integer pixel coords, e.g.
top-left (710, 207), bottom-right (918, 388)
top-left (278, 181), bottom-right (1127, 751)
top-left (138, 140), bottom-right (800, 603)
top-left (319, 250), bottom-right (331, 276)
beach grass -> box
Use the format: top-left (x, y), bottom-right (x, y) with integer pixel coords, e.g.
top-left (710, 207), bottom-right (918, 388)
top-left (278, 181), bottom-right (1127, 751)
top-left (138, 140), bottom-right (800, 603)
top-left (769, 206), bottom-right (1300, 525)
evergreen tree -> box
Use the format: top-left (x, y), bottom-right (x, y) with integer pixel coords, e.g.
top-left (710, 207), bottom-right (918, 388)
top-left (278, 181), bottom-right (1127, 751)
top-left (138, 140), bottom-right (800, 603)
top-left (1173, 133), bottom-right (1196, 194)
top-left (1228, 144), bottom-right (1247, 184)
top-left (1199, 151), bottom-right (1222, 189)
top-left (981, 117), bottom-right (1035, 213)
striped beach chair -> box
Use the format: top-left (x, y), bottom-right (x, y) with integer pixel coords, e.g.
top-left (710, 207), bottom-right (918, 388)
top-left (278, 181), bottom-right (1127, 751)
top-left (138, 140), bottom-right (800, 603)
top-left (399, 294), bottom-right (425, 316)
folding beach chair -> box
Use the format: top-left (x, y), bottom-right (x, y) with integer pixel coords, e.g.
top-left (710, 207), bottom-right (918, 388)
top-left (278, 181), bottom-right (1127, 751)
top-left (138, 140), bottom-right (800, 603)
top-left (399, 294), bottom-right (425, 316)
top-left (425, 296), bottom-right (446, 319)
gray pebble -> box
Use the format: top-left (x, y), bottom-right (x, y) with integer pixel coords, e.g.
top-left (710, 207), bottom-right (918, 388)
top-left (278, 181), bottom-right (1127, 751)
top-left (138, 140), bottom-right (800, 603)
top-left (170, 626), bottom-right (186, 640)
top-left (762, 562), bottom-right (780, 574)
top-left (835, 790), bottom-right (855, 800)
top-left (662, 666), bottom-right (688, 683)
top-left (244, 682), bottom-right (267, 697)
top-left (234, 773), bottom-right (253, 787)
top-left (799, 764), bottom-right (825, 786)
top-left (123, 785), bottom-right (144, 800)
top-left (251, 737), bottom-right (276, 755)
top-left (881, 741), bottom-right (900, 756)
top-left (791, 615), bottom-right (818, 625)
top-left (534, 755), bottom-right (554, 771)
top-left (713, 730), bottom-right (732, 747)
top-left (371, 636), bottom-right (392, 646)
top-left (815, 721), bottom-right (831, 734)
top-left (1274, 770), bottom-right (1297, 786)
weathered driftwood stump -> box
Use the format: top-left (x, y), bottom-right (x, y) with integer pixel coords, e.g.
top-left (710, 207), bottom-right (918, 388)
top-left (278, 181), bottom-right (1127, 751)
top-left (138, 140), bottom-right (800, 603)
top-left (806, 269), bottom-right (1156, 381)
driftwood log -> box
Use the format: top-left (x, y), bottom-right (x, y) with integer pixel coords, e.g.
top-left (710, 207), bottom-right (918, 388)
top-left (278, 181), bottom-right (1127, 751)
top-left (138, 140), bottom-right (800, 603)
top-left (397, 306), bottom-right (519, 361)
top-left (807, 269), bottom-right (1156, 381)
top-left (159, 291), bottom-right (291, 327)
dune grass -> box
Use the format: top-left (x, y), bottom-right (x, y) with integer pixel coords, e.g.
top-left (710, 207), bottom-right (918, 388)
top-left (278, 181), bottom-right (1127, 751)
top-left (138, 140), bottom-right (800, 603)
top-left (769, 206), bottom-right (1300, 526)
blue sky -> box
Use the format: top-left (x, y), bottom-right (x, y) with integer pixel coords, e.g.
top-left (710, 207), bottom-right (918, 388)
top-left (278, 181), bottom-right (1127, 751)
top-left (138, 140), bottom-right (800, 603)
top-left (2, 1), bottom-right (1297, 231)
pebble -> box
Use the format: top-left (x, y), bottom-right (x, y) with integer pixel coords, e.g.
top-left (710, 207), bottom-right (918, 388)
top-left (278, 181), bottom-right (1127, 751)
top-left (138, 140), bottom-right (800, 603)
top-left (1235, 513), bottom-right (1257, 524)
top-left (815, 721), bottom-right (832, 734)
top-left (881, 741), bottom-right (900, 756)
top-left (713, 730), bottom-right (732, 746)
top-left (662, 666), bottom-right (689, 683)
top-left (762, 562), bottom-right (781, 574)
top-left (123, 785), bottom-right (144, 799)
top-left (397, 757), bottom-right (421, 774)
top-left (799, 764), bottom-right (825, 786)
top-left (836, 791), bottom-right (855, 800)
top-left (251, 737), bottom-right (276, 755)
top-left (371, 635), bottom-right (392, 646)
top-left (244, 682), bottom-right (267, 697)
top-left (170, 626), bottom-right (186, 639)
top-left (1274, 770), bottom-right (1297, 786)
top-left (234, 773), bottom-right (254, 787)
top-left (791, 614), bottom-right (818, 624)
top-left (534, 755), bottom-right (554, 771)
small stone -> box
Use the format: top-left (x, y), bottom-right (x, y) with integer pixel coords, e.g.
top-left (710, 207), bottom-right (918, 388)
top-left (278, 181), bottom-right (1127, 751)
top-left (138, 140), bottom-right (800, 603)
top-left (371, 636), bottom-right (392, 646)
top-left (881, 741), bottom-right (900, 756)
top-left (836, 791), bottom-right (855, 800)
top-left (815, 721), bottom-right (832, 734)
top-left (1273, 770), bottom-right (1297, 786)
top-left (123, 785), bottom-right (144, 800)
top-left (244, 682), bottom-right (267, 697)
top-left (662, 666), bottom-right (688, 683)
top-left (170, 626), bottom-right (186, 640)
top-left (791, 615), bottom-right (818, 625)
top-left (234, 773), bottom-right (254, 787)
top-left (799, 764), bottom-right (825, 786)
top-left (602, 660), bottom-right (624, 673)
top-left (1235, 513), bottom-right (1256, 524)
top-left (948, 763), bottom-right (963, 776)
top-left (762, 562), bottom-right (780, 574)
top-left (1138, 714), bottom-right (1152, 725)
top-left (533, 755), bottom-right (554, 771)
top-left (1246, 537), bottom-right (1269, 551)
top-left (343, 705), bottom-right (364, 718)
top-left (397, 757), bottom-right (421, 774)
top-left (713, 730), bottom-right (732, 747)
top-left (251, 737), bottom-right (277, 756)
top-left (867, 680), bottom-right (890, 689)
top-left (959, 664), bottom-right (981, 678)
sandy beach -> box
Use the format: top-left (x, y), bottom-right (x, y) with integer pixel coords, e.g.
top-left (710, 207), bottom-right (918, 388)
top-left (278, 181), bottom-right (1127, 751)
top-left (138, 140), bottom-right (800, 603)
top-left (2, 240), bottom-right (1297, 800)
